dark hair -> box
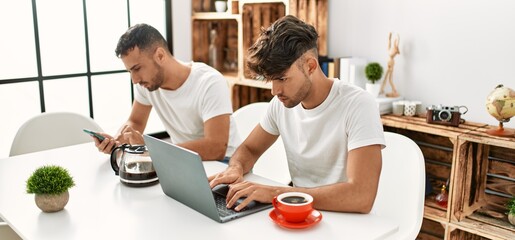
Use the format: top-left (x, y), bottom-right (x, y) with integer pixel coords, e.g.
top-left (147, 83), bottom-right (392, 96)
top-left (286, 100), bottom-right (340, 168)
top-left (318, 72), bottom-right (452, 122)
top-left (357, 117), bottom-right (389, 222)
top-left (246, 15), bottom-right (319, 80)
top-left (115, 23), bottom-right (169, 57)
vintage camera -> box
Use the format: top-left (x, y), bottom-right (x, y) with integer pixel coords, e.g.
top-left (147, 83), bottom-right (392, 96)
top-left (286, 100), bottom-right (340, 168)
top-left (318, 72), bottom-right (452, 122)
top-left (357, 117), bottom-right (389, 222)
top-left (426, 105), bottom-right (467, 127)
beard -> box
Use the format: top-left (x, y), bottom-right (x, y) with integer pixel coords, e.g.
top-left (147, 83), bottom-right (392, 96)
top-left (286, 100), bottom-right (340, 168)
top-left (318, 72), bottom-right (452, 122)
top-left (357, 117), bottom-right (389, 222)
top-left (144, 62), bottom-right (165, 92)
top-left (280, 71), bottom-right (312, 108)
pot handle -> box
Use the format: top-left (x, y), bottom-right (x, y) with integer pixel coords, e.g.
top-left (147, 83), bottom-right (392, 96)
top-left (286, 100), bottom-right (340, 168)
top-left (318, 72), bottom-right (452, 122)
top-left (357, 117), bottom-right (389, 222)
top-left (110, 144), bottom-right (128, 175)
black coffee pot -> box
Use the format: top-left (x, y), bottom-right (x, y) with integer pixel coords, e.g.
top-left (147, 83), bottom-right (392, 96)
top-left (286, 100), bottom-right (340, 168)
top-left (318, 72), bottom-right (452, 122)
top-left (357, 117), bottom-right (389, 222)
top-left (110, 144), bottom-right (158, 187)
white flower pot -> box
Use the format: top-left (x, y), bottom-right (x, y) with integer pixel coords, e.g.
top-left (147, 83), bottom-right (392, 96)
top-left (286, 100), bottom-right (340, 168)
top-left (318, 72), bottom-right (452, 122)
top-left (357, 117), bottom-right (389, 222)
top-left (366, 83), bottom-right (381, 98)
top-left (215, 1), bottom-right (227, 12)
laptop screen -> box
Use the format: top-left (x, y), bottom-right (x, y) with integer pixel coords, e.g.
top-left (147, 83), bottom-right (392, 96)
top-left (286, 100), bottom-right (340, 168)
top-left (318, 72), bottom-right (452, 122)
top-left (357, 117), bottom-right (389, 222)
top-left (143, 135), bottom-right (272, 223)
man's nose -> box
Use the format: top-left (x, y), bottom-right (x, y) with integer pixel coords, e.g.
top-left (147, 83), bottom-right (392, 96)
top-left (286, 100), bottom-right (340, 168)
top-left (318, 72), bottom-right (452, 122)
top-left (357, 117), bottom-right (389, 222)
top-left (130, 73), bottom-right (140, 84)
top-left (271, 81), bottom-right (282, 96)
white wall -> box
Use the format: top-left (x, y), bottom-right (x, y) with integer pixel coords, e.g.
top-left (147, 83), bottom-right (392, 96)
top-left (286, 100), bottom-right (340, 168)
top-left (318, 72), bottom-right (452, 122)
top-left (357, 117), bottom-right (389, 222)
top-left (329, 0), bottom-right (515, 126)
top-left (176, 0), bottom-right (515, 126)
top-left (172, 0), bottom-right (192, 61)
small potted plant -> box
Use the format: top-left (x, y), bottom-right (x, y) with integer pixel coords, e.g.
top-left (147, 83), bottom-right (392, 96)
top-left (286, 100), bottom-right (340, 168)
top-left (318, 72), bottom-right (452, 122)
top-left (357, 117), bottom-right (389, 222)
top-left (507, 196), bottom-right (515, 225)
top-left (26, 165), bottom-right (75, 213)
top-left (364, 62), bottom-right (383, 97)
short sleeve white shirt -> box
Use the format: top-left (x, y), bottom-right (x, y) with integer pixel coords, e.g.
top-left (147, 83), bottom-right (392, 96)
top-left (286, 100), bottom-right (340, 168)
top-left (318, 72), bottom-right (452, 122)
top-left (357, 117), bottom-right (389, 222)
top-left (260, 80), bottom-right (385, 187)
top-left (134, 62), bottom-right (241, 157)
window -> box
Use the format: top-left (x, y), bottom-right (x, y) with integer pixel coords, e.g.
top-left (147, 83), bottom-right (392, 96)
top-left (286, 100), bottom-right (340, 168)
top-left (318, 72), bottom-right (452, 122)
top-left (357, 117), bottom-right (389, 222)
top-left (0, 0), bottom-right (172, 157)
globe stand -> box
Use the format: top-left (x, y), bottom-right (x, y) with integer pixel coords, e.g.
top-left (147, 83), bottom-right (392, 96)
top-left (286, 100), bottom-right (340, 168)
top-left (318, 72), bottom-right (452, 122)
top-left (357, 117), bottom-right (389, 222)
top-left (486, 121), bottom-right (515, 137)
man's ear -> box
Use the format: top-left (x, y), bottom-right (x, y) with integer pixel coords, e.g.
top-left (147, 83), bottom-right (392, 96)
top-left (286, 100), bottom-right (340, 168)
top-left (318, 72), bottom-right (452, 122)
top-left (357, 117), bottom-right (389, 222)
top-left (154, 47), bottom-right (166, 63)
top-left (306, 57), bottom-right (318, 75)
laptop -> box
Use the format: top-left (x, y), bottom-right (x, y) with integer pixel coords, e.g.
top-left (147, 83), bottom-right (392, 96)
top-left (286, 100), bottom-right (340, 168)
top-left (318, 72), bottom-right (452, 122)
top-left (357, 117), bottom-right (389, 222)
top-left (143, 135), bottom-right (272, 223)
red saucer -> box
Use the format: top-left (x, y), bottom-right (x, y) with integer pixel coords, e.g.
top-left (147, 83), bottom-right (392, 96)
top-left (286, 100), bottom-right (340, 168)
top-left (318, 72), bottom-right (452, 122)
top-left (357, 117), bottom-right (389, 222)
top-left (269, 209), bottom-right (322, 229)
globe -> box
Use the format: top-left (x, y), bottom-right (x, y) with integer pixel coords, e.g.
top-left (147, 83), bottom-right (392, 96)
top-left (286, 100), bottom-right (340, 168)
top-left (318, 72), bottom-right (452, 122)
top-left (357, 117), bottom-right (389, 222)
top-left (485, 84), bottom-right (515, 137)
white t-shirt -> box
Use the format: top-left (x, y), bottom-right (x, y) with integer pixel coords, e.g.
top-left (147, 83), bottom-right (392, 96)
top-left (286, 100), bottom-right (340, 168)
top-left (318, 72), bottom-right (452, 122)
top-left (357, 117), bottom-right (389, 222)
top-left (134, 62), bottom-right (241, 157)
top-left (260, 80), bottom-right (385, 187)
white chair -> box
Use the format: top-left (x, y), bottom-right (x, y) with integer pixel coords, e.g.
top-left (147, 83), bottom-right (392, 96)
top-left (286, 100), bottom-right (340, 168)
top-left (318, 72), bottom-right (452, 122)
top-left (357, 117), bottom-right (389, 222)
top-left (4, 112), bottom-right (102, 239)
top-left (371, 132), bottom-right (426, 240)
top-left (9, 112), bottom-right (103, 156)
top-left (0, 219), bottom-right (21, 240)
top-left (232, 102), bottom-right (291, 185)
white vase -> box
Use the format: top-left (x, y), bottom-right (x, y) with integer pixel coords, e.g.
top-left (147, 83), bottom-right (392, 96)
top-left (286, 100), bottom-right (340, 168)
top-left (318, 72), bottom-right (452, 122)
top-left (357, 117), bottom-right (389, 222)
top-left (215, 1), bottom-right (227, 12)
top-left (366, 83), bottom-right (381, 98)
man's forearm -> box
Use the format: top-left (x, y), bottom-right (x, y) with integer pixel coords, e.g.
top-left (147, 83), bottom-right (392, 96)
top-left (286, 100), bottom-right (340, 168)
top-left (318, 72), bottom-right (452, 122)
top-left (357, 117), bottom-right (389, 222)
top-left (294, 182), bottom-right (377, 213)
top-left (178, 138), bottom-right (227, 161)
top-left (228, 143), bottom-right (260, 174)
top-left (118, 121), bottom-right (145, 135)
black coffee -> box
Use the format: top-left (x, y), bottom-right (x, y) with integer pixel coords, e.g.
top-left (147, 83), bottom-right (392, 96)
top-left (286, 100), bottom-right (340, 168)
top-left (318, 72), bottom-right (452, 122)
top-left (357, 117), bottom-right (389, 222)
top-left (119, 161), bottom-right (158, 187)
top-left (281, 196), bottom-right (308, 204)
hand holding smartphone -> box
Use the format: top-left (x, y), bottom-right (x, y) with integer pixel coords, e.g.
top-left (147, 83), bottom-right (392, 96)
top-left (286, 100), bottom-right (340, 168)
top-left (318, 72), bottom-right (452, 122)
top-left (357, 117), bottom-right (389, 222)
top-left (83, 129), bottom-right (106, 141)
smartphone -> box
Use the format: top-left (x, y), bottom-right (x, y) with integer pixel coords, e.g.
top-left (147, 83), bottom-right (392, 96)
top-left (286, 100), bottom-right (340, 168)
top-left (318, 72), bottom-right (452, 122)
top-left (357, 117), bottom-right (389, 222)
top-left (83, 129), bottom-right (106, 141)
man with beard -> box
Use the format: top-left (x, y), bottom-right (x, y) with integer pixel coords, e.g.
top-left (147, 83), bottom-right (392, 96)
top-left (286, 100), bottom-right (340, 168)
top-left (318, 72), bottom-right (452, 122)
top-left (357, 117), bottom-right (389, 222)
top-left (208, 15), bottom-right (385, 213)
top-left (94, 24), bottom-right (240, 162)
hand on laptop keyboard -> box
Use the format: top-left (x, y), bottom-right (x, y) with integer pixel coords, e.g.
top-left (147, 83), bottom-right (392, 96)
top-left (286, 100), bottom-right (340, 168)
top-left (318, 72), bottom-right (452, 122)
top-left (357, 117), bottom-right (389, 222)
top-left (213, 184), bottom-right (257, 211)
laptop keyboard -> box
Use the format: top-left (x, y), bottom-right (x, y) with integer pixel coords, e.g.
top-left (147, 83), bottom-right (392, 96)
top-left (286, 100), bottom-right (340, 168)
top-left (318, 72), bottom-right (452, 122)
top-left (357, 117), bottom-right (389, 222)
top-left (214, 194), bottom-right (240, 217)
top-left (212, 185), bottom-right (253, 217)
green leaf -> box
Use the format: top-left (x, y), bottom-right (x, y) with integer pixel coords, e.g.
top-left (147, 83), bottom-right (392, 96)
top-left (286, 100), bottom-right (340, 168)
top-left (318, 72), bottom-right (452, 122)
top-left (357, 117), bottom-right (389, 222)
top-left (507, 197), bottom-right (515, 215)
top-left (26, 165), bottom-right (75, 195)
top-left (365, 62), bottom-right (383, 84)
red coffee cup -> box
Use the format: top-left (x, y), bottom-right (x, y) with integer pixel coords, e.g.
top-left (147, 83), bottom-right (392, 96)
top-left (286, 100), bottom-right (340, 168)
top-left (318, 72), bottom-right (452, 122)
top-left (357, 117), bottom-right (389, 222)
top-left (272, 192), bottom-right (314, 223)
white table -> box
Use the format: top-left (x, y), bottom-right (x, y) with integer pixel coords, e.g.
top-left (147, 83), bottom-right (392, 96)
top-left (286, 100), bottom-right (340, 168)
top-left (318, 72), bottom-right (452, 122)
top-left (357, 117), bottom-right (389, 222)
top-left (0, 143), bottom-right (398, 240)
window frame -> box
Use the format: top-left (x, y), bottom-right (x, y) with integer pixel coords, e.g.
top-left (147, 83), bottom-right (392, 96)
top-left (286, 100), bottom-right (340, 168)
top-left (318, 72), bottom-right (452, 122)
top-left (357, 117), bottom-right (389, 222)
top-left (0, 0), bottom-right (173, 119)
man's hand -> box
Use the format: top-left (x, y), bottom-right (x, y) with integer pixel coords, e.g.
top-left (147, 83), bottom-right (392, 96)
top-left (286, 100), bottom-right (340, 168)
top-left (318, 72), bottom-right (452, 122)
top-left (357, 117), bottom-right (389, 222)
top-left (224, 181), bottom-right (280, 211)
top-left (208, 165), bottom-right (245, 189)
top-left (93, 133), bottom-right (118, 154)
top-left (93, 125), bottom-right (144, 154)
top-left (209, 165), bottom-right (283, 211)
top-left (118, 125), bottom-right (145, 145)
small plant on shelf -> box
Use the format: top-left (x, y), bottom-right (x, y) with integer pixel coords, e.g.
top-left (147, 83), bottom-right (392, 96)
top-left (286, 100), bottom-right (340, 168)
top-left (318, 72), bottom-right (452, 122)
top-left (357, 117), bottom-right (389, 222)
top-left (26, 165), bottom-right (75, 213)
top-left (507, 196), bottom-right (515, 225)
top-left (365, 62), bottom-right (383, 84)
top-left (364, 62), bottom-right (384, 97)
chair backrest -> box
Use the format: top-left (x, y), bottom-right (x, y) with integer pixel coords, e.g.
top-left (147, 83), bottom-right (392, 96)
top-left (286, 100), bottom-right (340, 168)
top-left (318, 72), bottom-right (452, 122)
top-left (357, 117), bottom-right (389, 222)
top-left (232, 102), bottom-right (291, 185)
top-left (0, 222), bottom-right (21, 240)
top-left (9, 112), bottom-right (103, 156)
top-left (372, 132), bottom-right (425, 240)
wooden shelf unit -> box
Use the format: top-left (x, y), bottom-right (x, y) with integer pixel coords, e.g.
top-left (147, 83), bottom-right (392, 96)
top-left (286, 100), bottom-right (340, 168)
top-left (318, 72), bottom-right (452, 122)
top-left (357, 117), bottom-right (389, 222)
top-left (381, 115), bottom-right (515, 240)
top-left (191, 0), bottom-right (328, 110)
top-left (449, 125), bottom-right (515, 240)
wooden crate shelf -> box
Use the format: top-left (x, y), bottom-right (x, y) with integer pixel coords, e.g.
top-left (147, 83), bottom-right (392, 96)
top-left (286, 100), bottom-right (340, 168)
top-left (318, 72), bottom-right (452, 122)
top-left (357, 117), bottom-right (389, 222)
top-left (192, 18), bottom-right (239, 75)
top-left (448, 217), bottom-right (515, 240)
top-left (449, 125), bottom-right (515, 240)
top-left (382, 115), bottom-right (477, 223)
top-left (418, 218), bottom-right (446, 240)
top-left (241, 1), bottom-right (286, 79)
top-left (381, 115), bottom-right (487, 138)
top-left (447, 226), bottom-right (493, 240)
top-left (230, 82), bottom-right (274, 111)
top-left (382, 114), bottom-right (515, 240)
top-left (193, 0), bottom-right (239, 13)
top-left (192, 12), bottom-right (241, 20)
top-left (192, 0), bottom-right (328, 110)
